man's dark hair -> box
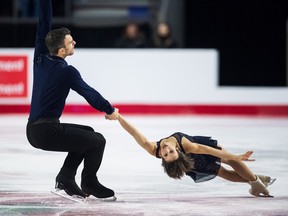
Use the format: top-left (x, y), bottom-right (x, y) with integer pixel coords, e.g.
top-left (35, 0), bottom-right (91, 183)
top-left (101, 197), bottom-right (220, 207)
top-left (45, 27), bottom-right (71, 55)
top-left (161, 150), bottom-right (194, 179)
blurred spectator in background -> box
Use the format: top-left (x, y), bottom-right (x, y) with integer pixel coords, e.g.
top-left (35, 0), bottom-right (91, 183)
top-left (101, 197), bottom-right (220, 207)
top-left (152, 22), bottom-right (178, 48)
top-left (116, 22), bottom-right (149, 48)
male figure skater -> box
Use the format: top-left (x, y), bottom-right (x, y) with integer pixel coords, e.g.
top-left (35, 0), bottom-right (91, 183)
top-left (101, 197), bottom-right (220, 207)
top-left (26, 0), bottom-right (119, 200)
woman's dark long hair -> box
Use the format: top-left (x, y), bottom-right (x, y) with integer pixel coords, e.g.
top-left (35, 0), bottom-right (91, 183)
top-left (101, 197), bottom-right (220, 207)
top-left (161, 150), bottom-right (194, 179)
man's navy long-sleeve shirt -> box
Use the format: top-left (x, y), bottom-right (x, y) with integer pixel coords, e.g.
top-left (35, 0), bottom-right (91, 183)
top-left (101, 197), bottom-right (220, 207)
top-left (29, 0), bottom-right (114, 121)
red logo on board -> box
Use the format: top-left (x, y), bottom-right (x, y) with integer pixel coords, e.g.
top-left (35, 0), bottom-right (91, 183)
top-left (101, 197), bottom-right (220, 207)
top-left (0, 56), bottom-right (28, 98)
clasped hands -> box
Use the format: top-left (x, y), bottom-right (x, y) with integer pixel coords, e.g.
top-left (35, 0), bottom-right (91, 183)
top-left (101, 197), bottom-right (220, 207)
top-left (105, 108), bottom-right (120, 120)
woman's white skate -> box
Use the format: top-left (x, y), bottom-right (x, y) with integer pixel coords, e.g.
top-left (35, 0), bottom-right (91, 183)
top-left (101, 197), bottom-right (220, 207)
top-left (257, 175), bottom-right (276, 187)
top-left (249, 175), bottom-right (276, 198)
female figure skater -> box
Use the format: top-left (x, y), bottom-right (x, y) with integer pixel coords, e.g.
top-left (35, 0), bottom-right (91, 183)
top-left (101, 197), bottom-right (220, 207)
top-left (110, 114), bottom-right (274, 197)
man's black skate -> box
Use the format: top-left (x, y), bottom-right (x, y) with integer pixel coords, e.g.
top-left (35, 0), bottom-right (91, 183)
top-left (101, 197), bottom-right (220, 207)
top-left (81, 177), bottom-right (116, 201)
top-left (53, 174), bottom-right (87, 202)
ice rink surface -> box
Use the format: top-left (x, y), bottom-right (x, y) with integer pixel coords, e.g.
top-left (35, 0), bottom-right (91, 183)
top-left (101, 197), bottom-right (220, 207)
top-left (0, 114), bottom-right (288, 216)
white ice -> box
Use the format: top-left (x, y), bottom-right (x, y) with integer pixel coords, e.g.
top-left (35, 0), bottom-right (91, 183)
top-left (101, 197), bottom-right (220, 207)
top-left (0, 114), bottom-right (288, 215)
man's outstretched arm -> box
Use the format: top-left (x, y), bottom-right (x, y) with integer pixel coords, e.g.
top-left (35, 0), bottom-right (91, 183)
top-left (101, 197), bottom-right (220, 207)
top-left (34, 0), bottom-right (52, 61)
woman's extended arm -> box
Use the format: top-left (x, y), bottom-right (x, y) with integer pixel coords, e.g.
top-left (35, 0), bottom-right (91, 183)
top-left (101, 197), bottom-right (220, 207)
top-left (117, 115), bottom-right (157, 156)
top-left (182, 137), bottom-right (255, 161)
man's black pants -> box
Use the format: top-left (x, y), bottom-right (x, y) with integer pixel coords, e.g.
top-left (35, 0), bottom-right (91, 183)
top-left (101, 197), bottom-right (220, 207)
top-left (26, 119), bottom-right (106, 181)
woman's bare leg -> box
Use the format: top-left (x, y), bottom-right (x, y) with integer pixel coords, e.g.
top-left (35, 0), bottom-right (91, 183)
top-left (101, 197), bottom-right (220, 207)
top-left (218, 146), bottom-right (257, 182)
top-left (217, 147), bottom-right (270, 196)
top-left (217, 166), bottom-right (248, 182)
top-left (221, 158), bottom-right (257, 182)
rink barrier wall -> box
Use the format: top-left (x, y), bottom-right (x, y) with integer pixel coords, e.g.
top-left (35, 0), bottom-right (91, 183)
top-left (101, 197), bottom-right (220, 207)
top-left (1, 49), bottom-right (288, 116)
top-left (0, 104), bottom-right (288, 116)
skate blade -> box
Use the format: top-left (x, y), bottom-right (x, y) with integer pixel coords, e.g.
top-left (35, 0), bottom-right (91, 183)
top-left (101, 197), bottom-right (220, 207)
top-left (88, 195), bottom-right (117, 202)
top-left (100, 195), bottom-right (117, 202)
top-left (258, 194), bottom-right (274, 198)
top-left (268, 178), bottom-right (276, 186)
top-left (51, 189), bottom-right (86, 203)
